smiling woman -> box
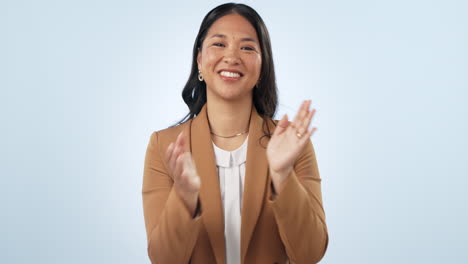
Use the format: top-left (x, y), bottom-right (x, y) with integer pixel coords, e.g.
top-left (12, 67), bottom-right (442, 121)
top-left (197, 14), bottom-right (262, 103)
top-left (142, 3), bottom-right (328, 264)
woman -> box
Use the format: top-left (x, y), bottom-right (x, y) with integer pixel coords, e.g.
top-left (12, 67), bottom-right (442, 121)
top-left (142, 3), bottom-right (328, 264)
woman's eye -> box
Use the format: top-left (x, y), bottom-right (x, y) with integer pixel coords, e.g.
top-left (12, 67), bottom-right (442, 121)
top-left (213, 43), bottom-right (224, 47)
top-left (241, 46), bottom-right (255, 51)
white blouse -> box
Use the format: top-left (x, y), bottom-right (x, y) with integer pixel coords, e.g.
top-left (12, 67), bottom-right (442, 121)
top-left (212, 135), bottom-right (248, 264)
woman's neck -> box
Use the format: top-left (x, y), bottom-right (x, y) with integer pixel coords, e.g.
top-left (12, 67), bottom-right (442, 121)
top-left (206, 97), bottom-right (252, 138)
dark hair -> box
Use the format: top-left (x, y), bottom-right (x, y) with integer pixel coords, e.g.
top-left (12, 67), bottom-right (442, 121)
top-left (174, 3), bottom-right (278, 139)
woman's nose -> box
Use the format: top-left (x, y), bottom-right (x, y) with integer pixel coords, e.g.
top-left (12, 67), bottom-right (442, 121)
top-left (223, 47), bottom-right (241, 64)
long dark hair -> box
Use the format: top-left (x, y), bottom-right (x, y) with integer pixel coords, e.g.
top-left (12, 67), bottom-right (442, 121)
top-left (174, 3), bottom-right (278, 138)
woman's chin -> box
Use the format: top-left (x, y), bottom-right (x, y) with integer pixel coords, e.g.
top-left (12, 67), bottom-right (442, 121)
top-left (210, 89), bottom-right (252, 103)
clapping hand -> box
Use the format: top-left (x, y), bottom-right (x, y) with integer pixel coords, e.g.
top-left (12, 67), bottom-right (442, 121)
top-left (165, 131), bottom-right (201, 216)
top-left (266, 100), bottom-right (317, 194)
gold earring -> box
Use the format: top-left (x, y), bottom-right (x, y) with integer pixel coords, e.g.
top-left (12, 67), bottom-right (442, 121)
top-left (198, 70), bottom-right (204, 82)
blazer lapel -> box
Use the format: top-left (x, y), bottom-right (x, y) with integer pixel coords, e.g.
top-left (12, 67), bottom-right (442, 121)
top-left (189, 103), bottom-right (271, 264)
top-left (241, 106), bottom-right (270, 264)
top-left (190, 103), bottom-right (226, 264)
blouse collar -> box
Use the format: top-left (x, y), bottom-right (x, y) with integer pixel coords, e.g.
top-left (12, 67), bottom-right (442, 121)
top-left (212, 135), bottom-right (249, 167)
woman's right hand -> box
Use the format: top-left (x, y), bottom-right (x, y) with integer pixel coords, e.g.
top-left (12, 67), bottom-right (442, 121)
top-left (164, 131), bottom-right (201, 216)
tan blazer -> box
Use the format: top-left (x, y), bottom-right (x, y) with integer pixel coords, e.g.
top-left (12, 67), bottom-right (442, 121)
top-left (142, 103), bottom-right (328, 264)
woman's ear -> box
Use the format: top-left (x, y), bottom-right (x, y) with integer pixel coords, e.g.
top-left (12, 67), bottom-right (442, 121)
top-left (197, 49), bottom-right (202, 69)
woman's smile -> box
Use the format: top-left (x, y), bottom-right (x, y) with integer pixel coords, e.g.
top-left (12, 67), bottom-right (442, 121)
top-left (218, 69), bottom-right (243, 82)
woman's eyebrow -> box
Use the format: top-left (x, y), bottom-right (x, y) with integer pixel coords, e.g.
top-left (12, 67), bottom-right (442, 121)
top-left (209, 33), bottom-right (258, 43)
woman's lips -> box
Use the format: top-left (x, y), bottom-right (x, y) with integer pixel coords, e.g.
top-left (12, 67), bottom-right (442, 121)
top-left (218, 70), bottom-right (242, 81)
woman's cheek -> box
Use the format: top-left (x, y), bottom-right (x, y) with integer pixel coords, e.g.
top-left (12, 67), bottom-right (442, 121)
top-left (205, 52), bottom-right (220, 68)
top-left (247, 56), bottom-right (262, 76)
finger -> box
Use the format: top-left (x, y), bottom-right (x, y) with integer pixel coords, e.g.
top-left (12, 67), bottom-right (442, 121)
top-left (178, 154), bottom-right (197, 190)
top-left (183, 154), bottom-right (195, 179)
top-left (174, 131), bottom-right (185, 149)
top-left (191, 174), bottom-right (201, 190)
top-left (291, 100), bottom-right (307, 125)
top-left (298, 108), bottom-right (316, 135)
top-left (173, 151), bottom-right (186, 182)
top-left (306, 127), bottom-right (317, 138)
top-left (178, 130), bottom-right (185, 149)
top-left (292, 100), bottom-right (311, 129)
top-left (170, 135), bottom-right (184, 173)
top-left (186, 152), bottom-right (197, 171)
top-left (184, 152), bottom-right (195, 170)
top-left (273, 114), bottom-right (289, 136)
top-left (167, 131), bottom-right (187, 180)
top-left (165, 142), bottom-right (174, 169)
top-left (184, 153), bottom-right (201, 190)
top-left (169, 145), bottom-right (180, 174)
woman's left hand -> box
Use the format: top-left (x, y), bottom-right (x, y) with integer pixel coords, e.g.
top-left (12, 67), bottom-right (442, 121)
top-left (266, 100), bottom-right (317, 194)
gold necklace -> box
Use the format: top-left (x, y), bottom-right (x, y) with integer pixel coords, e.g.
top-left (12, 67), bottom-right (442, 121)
top-left (207, 106), bottom-right (252, 138)
top-left (210, 130), bottom-right (248, 138)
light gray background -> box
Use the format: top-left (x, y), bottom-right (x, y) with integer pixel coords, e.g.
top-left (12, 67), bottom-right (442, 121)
top-left (1, 0), bottom-right (467, 263)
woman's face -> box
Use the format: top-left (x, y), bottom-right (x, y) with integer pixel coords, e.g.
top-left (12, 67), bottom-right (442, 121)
top-left (197, 14), bottom-right (262, 102)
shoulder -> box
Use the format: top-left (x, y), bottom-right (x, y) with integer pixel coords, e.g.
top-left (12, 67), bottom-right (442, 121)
top-left (147, 120), bottom-right (192, 151)
top-left (156, 120), bottom-right (191, 141)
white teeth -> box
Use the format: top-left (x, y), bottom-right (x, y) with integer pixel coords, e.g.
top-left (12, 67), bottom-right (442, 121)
top-left (220, 71), bottom-right (241, 78)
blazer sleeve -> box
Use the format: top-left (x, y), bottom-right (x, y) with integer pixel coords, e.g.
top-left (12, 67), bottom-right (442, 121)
top-left (268, 139), bottom-right (329, 264)
top-left (142, 131), bottom-right (203, 264)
